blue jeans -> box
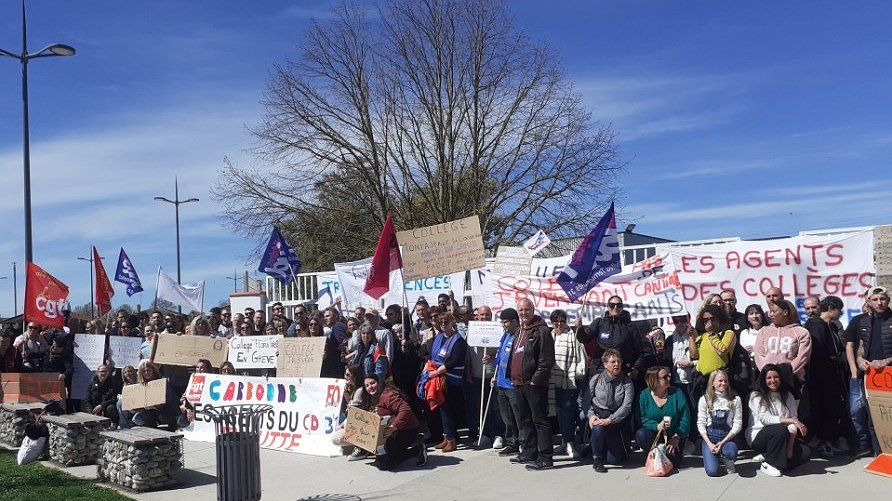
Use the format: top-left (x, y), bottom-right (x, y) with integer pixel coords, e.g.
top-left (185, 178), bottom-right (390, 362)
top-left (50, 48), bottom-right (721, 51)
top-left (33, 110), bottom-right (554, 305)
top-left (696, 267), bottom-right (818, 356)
top-left (849, 378), bottom-right (879, 453)
top-left (701, 433), bottom-right (738, 476)
top-left (590, 421), bottom-right (628, 464)
top-left (555, 387), bottom-right (580, 445)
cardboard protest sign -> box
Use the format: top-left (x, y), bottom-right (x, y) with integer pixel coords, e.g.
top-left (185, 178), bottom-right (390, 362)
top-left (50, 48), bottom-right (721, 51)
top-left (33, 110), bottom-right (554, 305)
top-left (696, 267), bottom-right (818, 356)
top-left (122, 378), bottom-right (168, 411)
top-left (153, 334), bottom-right (228, 368)
top-left (71, 333), bottom-right (107, 400)
top-left (662, 230), bottom-right (874, 327)
top-left (0, 373), bottom-right (67, 403)
top-left (107, 336), bottom-right (143, 369)
top-left (344, 406), bottom-right (386, 453)
top-left (228, 335), bottom-right (280, 369)
top-left (494, 245), bottom-right (533, 276)
top-left (277, 337), bottom-right (326, 377)
top-left (865, 367), bottom-right (892, 477)
top-left (182, 373), bottom-right (345, 456)
top-left (396, 215), bottom-right (485, 280)
top-left (466, 321), bottom-right (503, 348)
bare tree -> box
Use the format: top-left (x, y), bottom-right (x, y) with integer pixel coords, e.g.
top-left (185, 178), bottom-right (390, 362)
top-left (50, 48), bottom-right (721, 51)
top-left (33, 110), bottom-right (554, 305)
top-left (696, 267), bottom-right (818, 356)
top-left (214, 0), bottom-right (622, 270)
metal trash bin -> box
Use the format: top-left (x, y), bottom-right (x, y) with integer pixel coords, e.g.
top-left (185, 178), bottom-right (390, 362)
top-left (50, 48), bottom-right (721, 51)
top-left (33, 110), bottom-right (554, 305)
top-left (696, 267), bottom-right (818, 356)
top-left (204, 404), bottom-right (272, 501)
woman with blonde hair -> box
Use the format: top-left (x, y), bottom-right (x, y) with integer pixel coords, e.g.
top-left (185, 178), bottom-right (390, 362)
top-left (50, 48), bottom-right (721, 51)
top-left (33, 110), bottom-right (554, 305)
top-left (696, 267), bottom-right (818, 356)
top-left (697, 369), bottom-right (742, 476)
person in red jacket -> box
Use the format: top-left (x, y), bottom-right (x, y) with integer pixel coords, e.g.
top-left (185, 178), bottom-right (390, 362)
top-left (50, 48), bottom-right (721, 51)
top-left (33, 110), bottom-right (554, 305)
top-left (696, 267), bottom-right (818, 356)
top-left (364, 374), bottom-right (426, 470)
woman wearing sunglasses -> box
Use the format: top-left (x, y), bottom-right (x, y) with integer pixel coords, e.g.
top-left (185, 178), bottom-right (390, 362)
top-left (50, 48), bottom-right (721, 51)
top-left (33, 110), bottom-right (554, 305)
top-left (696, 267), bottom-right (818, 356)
top-left (576, 295), bottom-right (648, 379)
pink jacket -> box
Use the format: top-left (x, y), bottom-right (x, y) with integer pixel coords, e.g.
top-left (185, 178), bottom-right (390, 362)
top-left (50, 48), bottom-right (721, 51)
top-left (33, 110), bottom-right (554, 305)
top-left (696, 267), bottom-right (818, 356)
top-left (753, 324), bottom-right (812, 380)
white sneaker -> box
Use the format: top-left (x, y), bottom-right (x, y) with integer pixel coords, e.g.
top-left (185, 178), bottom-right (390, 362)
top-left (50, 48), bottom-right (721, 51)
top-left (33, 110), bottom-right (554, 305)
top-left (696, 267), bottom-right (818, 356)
top-left (492, 436), bottom-right (504, 449)
top-left (760, 462), bottom-right (782, 477)
top-left (752, 453), bottom-right (765, 462)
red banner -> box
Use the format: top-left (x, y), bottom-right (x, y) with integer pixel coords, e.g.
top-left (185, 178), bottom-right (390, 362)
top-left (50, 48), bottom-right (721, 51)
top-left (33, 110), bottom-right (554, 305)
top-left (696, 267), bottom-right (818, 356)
top-left (94, 246), bottom-right (114, 316)
top-left (24, 262), bottom-right (70, 329)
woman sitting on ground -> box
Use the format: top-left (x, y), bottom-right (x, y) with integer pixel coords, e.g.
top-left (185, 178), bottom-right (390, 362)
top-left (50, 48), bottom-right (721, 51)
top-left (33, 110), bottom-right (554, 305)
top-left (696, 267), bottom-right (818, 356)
top-left (746, 363), bottom-right (810, 477)
top-left (588, 349), bottom-right (635, 473)
top-left (364, 374), bottom-right (426, 470)
top-left (697, 369), bottom-right (741, 476)
top-left (331, 365), bottom-right (372, 459)
top-left (86, 363), bottom-right (122, 423)
top-left (635, 365), bottom-right (691, 469)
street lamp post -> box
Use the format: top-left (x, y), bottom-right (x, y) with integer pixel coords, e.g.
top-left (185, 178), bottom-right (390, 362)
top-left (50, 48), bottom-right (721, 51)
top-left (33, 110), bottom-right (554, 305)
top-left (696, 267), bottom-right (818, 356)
top-left (11, 262), bottom-right (17, 316)
top-left (154, 177), bottom-right (199, 285)
top-left (226, 270), bottom-right (239, 293)
top-left (0, 1), bottom-right (76, 265)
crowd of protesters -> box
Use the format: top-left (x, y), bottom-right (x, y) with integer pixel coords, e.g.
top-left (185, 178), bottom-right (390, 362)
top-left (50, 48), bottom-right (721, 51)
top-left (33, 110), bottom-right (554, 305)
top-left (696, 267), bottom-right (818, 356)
top-left (1, 284), bottom-right (890, 474)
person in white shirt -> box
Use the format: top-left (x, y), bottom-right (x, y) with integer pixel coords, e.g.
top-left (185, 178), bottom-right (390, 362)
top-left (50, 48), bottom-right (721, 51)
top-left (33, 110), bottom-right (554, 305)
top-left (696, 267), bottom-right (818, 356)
top-left (697, 369), bottom-right (741, 476)
top-left (746, 363), bottom-right (810, 477)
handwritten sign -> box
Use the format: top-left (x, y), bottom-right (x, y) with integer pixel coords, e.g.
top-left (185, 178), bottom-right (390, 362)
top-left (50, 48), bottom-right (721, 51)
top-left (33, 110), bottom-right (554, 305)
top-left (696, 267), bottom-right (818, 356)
top-left (466, 321), bottom-right (503, 348)
top-left (153, 334), bottom-right (228, 368)
top-left (866, 367), bottom-right (892, 477)
top-left (344, 406), bottom-right (386, 453)
top-left (396, 215), bottom-right (485, 280)
top-left (228, 335), bottom-right (280, 369)
top-left (277, 337), bottom-right (326, 377)
top-left (494, 246), bottom-right (532, 276)
top-left (0, 373), bottom-right (66, 403)
top-left (108, 336), bottom-right (143, 369)
top-left (71, 333), bottom-right (108, 400)
top-left (122, 378), bottom-right (168, 411)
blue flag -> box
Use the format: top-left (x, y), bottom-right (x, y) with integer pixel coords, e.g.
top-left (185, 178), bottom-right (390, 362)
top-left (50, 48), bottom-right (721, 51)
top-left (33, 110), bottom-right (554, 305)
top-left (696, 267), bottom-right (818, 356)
top-left (258, 227), bottom-right (302, 284)
top-left (114, 248), bottom-right (144, 296)
top-left (556, 202), bottom-right (622, 302)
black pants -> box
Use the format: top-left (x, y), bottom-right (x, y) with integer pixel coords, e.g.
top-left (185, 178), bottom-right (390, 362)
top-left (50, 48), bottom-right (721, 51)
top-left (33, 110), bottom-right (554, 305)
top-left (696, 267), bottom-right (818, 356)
top-left (374, 430), bottom-right (421, 470)
top-left (513, 383), bottom-right (552, 459)
top-left (498, 387), bottom-right (521, 448)
top-left (751, 424), bottom-right (808, 471)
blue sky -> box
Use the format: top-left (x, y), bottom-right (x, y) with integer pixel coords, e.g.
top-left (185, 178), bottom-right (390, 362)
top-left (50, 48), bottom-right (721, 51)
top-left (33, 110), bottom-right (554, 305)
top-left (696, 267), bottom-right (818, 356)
top-left (1, 0), bottom-right (891, 317)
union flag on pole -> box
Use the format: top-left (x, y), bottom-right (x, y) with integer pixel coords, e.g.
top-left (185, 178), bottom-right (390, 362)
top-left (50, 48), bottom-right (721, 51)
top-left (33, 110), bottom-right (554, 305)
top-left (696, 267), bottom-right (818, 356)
top-left (363, 213), bottom-right (403, 299)
top-left (24, 262), bottom-right (70, 329)
top-left (94, 246), bottom-right (114, 316)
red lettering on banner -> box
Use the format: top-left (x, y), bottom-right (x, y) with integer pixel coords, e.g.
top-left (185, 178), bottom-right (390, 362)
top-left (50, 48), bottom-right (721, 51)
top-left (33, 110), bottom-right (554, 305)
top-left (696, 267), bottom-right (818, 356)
top-left (681, 256), bottom-right (715, 274)
top-left (325, 385), bottom-right (341, 407)
top-left (826, 244), bottom-right (844, 266)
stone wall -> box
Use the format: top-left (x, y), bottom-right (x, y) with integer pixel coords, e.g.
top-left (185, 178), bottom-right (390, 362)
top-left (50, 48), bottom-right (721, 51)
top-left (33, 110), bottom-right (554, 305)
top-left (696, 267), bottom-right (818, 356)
top-left (43, 413), bottom-right (111, 466)
top-left (97, 428), bottom-right (183, 492)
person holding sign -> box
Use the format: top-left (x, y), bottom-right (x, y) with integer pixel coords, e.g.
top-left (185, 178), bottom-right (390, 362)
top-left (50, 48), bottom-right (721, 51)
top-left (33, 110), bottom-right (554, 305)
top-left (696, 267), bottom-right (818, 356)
top-left (117, 360), bottom-right (175, 429)
top-left (363, 374), bottom-right (426, 470)
top-left (422, 311), bottom-right (467, 453)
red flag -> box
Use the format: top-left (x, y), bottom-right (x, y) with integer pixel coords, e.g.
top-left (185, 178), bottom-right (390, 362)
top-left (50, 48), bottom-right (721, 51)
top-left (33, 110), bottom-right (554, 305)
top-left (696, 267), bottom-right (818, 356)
top-left (94, 246), bottom-right (115, 316)
top-left (24, 262), bottom-right (70, 329)
top-left (363, 213), bottom-right (403, 299)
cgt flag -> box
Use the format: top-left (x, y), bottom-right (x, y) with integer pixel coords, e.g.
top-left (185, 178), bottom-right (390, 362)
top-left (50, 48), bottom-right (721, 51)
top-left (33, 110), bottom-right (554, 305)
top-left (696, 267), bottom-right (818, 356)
top-left (24, 262), bottom-right (70, 329)
top-left (364, 213), bottom-right (403, 299)
top-left (94, 246), bottom-right (115, 316)
top-left (114, 248), bottom-right (144, 296)
top-left (556, 202), bottom-right (622, 302)
top-left (258, 227), bottom-right (302, 284)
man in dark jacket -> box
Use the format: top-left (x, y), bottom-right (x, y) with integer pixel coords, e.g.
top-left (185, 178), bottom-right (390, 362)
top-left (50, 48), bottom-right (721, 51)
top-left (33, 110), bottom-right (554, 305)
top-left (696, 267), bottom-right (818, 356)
top-left (576, 297), bottom-right (647, 380)
top-left (507, 298), bottom-right (555, 470)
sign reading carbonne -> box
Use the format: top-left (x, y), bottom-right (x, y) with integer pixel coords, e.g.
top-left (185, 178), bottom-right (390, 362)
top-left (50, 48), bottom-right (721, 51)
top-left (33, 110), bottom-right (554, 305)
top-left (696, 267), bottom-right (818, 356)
top-left (396, 215), bottom-right (485, 280)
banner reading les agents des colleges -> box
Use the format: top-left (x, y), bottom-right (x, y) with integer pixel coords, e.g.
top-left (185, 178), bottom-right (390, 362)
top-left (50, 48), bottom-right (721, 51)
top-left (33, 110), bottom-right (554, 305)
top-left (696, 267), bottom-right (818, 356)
top-left (182, 374), bottom-right (345, 457)
top-left (662, 230), bottom-right (875, 325)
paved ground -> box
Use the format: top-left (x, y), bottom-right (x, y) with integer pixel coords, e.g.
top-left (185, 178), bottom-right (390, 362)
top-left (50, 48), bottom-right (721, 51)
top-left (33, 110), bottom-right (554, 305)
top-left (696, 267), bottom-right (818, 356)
top-left (48, 437), bottom-right (888, 501)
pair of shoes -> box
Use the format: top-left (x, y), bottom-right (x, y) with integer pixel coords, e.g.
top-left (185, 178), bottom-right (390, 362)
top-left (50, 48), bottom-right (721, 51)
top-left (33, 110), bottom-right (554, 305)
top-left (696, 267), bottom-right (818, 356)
top-left (510, 453), bottom-right (537, 464)
top-left (434, 438), bottom-right (449, 449)
top-left (760, 462), bottom-right (782, 477)
top-left (592, 457), bottom-right (607, 473)
top-left (425, 435), bottom-right (444, 446)
top-left (723, 457), bottom-right (736, 474)
top-left (441, 439), bottom-right (457, 453)
top-left (347, 447), bottom-right (370, 461)
top-left (525, 458), bottom-right (554, 470)
top-left (492, 436), bottom-right (505, 449)
top-left (752, 453), bottom-right (765, 462)
top-left (553, 442), bottom-right (568, 456)
top-left (416, 445), bottom-right (428, 467)
top-left (498, 445), bottom-right (519, 456)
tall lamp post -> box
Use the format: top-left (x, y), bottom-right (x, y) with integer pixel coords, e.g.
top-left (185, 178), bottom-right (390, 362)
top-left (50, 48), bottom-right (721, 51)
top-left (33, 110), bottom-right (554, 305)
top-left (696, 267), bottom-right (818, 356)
top-left (77, 252), bottom-right (104, 318)
top-left (154, 177), bottom-right (199, 285)
top-left (0, 1), bottom-right (76, 265)
top-left (11, 262), bottom-right (17, 316)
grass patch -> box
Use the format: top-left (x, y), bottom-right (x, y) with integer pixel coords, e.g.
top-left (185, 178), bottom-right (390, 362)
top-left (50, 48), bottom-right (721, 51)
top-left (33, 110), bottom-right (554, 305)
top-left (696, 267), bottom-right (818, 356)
top-left (0, 449), bottom-right (133, 501)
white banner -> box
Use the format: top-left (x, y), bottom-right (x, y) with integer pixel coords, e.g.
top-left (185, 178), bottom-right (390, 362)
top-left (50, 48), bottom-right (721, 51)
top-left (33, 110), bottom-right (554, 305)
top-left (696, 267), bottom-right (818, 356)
top-left (466, 321), bottom-right (503, 347)
top-left (480, 251), bottom-right (685, 324)
top-left (182, 374), bottom-right (345, 457)
top-left (107, 336), bottom-right (142, 369)
top-left (72, 333), bottom-right (107, 400)
top-left (156, 267), bottom-right (205, 312)
top-left (322, 259), bottom-right (466, 310)
top-left (227, 335), bottom-right (280, 369)
top-left (661, 230), bottom-right (875, 326)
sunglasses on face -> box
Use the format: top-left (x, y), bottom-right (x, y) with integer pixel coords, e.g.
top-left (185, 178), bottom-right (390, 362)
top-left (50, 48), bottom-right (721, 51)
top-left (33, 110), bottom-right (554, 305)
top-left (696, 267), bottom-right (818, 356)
top-left (608, 302), bottom-right (623, 308)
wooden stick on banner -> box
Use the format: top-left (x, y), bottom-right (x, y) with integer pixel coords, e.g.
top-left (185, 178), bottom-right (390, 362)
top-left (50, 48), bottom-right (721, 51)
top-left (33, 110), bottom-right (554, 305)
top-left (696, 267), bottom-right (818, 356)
top-left (479, 376), bottom-right (495, 448)
top-left (478, 346), bottom-right (488, 447)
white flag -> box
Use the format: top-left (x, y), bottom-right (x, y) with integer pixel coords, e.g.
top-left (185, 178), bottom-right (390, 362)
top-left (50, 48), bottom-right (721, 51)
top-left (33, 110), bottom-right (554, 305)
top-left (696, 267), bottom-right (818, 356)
top-left (155, 267), bottom-right (205, 312)
top-left (523, 229), bottom-right (551, 256)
